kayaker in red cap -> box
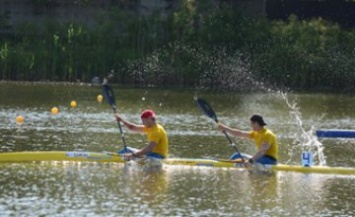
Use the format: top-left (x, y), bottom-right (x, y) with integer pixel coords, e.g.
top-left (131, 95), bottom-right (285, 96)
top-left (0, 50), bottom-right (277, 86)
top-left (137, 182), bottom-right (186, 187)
top-left (115, 109), bottom-right (168, 160)
top-left (218, 114), bottom-right (278, 167)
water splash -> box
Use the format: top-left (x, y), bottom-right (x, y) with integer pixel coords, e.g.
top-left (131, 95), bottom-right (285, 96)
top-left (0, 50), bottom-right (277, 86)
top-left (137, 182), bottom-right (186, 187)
top-left (126, 43), bottom-right (273, 92)
top-left (281, 92), bottom-right (326, 166)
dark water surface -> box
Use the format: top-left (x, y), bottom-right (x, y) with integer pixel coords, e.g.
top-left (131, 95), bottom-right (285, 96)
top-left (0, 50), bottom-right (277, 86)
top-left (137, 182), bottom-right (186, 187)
top-left (0, 83), bottom-right (354, 216)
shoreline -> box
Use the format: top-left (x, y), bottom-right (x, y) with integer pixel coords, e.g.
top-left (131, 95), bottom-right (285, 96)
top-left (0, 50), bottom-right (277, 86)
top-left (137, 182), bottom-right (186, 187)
top-left (0, 80), bottom-right (354, 94)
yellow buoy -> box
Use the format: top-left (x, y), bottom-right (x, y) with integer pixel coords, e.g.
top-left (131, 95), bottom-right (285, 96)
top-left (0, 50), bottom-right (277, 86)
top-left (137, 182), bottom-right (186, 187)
top-left (51, 107), bottom-right (59, 115)
top-left (16, 115), bottom-right (24, 124)
top-left (97, 94), bottom-right (103, 103)
top-left (70, 100), bottom-right (77, 108)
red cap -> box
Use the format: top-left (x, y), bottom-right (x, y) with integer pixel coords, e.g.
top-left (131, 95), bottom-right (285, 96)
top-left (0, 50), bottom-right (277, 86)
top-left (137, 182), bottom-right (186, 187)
top-left (140, 110), bottom-right (156, 119)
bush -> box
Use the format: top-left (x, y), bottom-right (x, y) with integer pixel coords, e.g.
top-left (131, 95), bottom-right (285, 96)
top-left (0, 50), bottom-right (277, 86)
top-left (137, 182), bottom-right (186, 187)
top-left (250, 16), bottom-right (355, 90)
top-left (0, 2), bottom-right (354, 91)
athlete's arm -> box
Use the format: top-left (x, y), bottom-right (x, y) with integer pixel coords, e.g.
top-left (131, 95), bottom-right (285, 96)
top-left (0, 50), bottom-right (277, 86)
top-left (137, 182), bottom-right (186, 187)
top-left (250, 142), bottom-right (270, 162)
top-left (217, 123), bottom-right (250, 139)
top-left (115, 114), bottom-right (145, 133)
top-left (134, 141), bottom-right (157, 157)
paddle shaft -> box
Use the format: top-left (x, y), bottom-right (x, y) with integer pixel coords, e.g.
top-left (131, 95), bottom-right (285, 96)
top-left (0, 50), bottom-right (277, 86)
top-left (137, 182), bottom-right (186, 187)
top-left (102, 82), bottom-right (128, 153)
top-left (111, 106), bottom-right (127, 151)
top-left (220, 124), bottom-right (245, 163)
top-left (195, 98), bottom-right (246, 163)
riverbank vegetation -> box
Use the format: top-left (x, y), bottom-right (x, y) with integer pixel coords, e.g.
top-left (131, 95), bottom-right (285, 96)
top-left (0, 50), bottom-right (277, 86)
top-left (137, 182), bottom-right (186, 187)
top-left (1, 1), bottom-right (354, 91)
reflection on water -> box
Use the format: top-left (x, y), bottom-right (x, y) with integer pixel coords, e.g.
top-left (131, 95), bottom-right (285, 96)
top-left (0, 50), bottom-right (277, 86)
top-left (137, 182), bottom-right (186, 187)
top-left (3, 163), bottom-right (353, 216)
top-left (0, 83), bottom-right (355, 216)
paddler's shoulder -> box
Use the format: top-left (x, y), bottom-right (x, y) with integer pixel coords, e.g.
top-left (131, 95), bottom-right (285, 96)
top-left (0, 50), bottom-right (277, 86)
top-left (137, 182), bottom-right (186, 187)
top-left (264, 128), bottom-right (277, 137)
top-left (156, 123), bottom-right (166, 131)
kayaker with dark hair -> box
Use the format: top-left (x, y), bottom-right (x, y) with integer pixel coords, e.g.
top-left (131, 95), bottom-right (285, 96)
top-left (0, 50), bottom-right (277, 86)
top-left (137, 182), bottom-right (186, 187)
top-left (115, 109), bottom-right (168, 160)
top-left (218, 114), bottom-right (278, 167)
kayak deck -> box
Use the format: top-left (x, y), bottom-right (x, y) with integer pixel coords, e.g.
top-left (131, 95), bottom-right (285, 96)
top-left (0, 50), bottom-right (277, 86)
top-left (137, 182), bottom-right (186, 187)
top-left (1, 151), bottom-right (355, 175)
top-left (163, 158), bottom-right (355, 175)
top-left (0, 151), bottom-right (125, 163)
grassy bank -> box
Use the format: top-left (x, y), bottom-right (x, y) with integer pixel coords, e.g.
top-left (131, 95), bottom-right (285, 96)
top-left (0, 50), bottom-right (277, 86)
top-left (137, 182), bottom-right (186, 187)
top-left (1, 1), bottom-right (354, 91)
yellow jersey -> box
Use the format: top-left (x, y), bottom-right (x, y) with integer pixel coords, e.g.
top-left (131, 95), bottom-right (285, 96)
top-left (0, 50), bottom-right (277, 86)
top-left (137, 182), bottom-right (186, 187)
top-left (249, 128), bottom-right (278, 160)
top-left (143, 124), bottom-right (168, 158)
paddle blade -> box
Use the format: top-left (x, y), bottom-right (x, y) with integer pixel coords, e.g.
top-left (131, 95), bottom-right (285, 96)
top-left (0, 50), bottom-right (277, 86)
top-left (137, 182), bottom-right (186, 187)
top-left (102, 84), bottom-right (116, 107)
top-left (195, 97), bottom-right (218, 123)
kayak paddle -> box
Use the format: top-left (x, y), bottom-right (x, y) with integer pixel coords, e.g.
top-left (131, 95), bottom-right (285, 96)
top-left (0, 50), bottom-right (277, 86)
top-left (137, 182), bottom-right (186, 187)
top-left (195, 97), bottom-right (245, 163)
top-left (102, 83), bottom-right (128, 153)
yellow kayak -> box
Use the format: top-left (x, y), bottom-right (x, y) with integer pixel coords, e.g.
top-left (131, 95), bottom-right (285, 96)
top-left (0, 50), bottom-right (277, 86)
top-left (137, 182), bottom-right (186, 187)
top-left (0, 151), bottom-right (125, 163)
top-left (163, 158), bottom-right (355, 175)
top-left (0, 151), bottom-right (354, 175)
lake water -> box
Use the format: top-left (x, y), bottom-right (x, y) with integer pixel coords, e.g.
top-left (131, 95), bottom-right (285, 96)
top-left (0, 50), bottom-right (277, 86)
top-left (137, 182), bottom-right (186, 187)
top-left (0, 82), bottom-right (354, 216)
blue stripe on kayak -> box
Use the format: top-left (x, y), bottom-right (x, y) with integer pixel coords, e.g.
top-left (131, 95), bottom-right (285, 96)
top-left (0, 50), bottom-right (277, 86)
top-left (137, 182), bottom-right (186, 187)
top-left (316, 129), bottom-right (355, 138)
